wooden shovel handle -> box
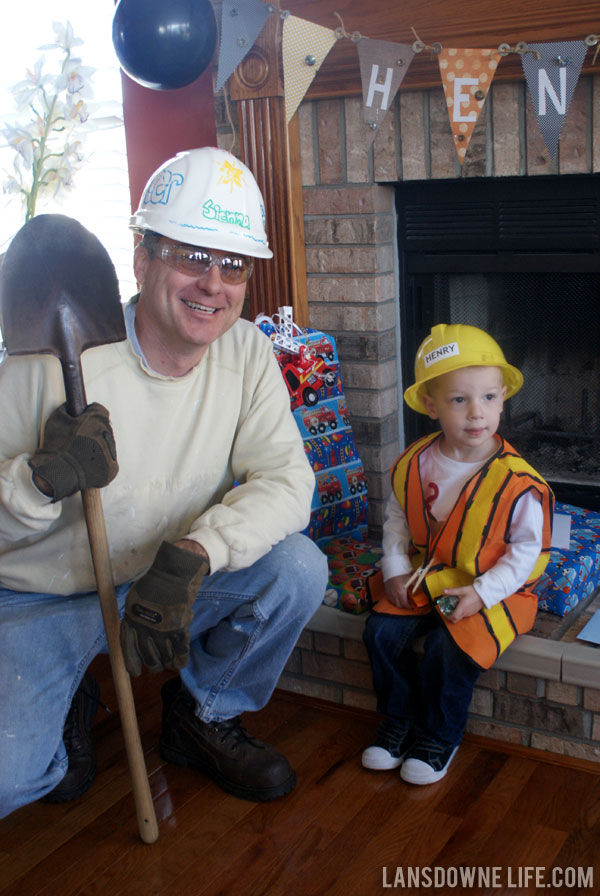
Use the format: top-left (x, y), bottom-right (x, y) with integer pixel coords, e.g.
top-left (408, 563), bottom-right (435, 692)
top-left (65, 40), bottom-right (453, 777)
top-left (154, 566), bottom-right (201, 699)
top-left (81, 488), bottom-right (159, 844)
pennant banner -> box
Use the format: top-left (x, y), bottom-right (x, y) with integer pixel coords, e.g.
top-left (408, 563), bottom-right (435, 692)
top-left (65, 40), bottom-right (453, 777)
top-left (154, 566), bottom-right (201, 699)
top-left (216, 0), bottom-right (272, 92)
top-left (438, 48), bottom-right (501, 163)
top-left (521, 41), bottom-right (588, 159)
top-left (282, 15), bottom-right (337, 122)
top-left (358, 39), bottom-right (415, 146)
top-left (214, 6), bottom-right (595, 151)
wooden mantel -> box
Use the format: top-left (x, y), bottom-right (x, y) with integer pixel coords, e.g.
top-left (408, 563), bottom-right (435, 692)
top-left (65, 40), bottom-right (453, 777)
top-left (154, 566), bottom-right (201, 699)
top-left (283, 0), bottom-right (600, 96)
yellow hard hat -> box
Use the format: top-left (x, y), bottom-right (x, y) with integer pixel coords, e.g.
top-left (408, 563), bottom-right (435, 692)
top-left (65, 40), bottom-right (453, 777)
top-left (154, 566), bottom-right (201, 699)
top-left (404, 323), bottom-right (523, 414)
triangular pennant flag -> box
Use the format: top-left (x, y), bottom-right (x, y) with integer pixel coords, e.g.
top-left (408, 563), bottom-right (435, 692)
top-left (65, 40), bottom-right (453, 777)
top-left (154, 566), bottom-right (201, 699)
top-left (282, 15), bottom-right (337, 122)
top-left (521, 41), bottom-right (588, 159)
top-left (357, 39), bottom-right (415, 146)
top-left (216, 0), bottom-right (272, 91)
top-left (438, 48), bottom-right (501, 163)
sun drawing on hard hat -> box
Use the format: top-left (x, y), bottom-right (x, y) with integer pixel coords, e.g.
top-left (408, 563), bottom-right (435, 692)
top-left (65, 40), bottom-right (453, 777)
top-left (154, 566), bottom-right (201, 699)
top-left (218, 160), bottom-right (244, 192)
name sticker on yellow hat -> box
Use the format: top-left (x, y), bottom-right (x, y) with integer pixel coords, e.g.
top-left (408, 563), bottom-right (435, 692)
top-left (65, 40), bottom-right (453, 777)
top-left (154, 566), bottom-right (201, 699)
top-left (423, 342), bottom-right (459, 368)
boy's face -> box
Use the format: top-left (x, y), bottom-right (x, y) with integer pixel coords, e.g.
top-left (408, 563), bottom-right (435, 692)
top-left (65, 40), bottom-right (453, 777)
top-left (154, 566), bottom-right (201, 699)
top-left (421, 366), bottom-right (507, 460)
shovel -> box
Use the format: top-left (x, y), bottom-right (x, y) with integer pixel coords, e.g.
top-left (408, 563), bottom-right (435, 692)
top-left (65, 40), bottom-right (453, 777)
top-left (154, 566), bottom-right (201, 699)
top-left (0, 214), bottom-right (159, 844)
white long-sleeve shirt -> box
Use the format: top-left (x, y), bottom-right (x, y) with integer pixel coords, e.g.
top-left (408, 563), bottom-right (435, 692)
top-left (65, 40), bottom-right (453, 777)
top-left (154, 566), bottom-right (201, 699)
top-left (381, 439), bottom-right (544, 609)
top-left (0, 303), bottom-right (314, 594)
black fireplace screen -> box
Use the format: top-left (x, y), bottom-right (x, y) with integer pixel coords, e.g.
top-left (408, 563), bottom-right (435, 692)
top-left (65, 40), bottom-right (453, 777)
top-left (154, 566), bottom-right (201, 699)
top-left (426, 271), bottom-right (600, 481)
top-left (396, 174), bottom-right (600, 508)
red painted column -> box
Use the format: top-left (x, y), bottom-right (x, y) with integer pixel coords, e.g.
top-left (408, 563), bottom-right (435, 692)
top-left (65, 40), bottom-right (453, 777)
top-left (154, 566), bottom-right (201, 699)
top-left (120, 67), bottom-right (217, 211)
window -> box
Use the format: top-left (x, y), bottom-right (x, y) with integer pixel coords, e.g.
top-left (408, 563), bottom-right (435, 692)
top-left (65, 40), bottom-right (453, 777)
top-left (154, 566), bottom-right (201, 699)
top-left (0, 1), bottom-right (136, 301)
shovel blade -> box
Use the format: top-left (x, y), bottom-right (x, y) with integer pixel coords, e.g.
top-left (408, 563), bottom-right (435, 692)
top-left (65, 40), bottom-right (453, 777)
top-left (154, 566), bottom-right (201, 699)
top-left (0, 214), bottom-right (126, 358)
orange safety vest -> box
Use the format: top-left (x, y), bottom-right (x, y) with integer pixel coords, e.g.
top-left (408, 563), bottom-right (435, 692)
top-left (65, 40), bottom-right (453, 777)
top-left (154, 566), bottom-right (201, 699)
top-left (368, 432), bottom-right (554, 670)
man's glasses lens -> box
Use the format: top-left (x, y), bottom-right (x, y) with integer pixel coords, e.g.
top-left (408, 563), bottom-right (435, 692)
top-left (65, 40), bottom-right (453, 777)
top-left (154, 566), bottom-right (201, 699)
top-left (159, 245), bottom-right (253, 284)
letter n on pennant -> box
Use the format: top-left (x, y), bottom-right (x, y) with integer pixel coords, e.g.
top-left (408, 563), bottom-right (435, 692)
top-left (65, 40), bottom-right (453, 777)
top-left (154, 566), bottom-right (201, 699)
top-left (521, 41), bottom-right (588, 159)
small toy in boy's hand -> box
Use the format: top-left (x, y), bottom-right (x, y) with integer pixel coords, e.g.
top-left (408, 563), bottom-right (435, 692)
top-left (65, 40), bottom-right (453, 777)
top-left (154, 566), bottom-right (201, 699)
top-left (435, 594), bottom-right (459, 616)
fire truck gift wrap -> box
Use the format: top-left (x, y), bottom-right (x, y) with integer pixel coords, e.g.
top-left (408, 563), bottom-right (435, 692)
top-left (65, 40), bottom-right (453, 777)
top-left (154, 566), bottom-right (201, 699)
top-left (255, 313), bottom-right (369, 549)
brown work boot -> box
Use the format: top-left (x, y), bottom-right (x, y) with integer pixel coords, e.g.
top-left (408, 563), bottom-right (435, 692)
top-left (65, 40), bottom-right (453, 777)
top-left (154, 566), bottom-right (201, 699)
top-left (159, 677), bottom-right (296, 801)
top-left (41, 670), bottom-right (99, 803)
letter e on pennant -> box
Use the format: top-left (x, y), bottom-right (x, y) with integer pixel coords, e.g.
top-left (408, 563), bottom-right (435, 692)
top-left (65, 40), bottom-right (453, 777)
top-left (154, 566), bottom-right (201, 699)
top-left (438, 47), bottom-right (500, 163)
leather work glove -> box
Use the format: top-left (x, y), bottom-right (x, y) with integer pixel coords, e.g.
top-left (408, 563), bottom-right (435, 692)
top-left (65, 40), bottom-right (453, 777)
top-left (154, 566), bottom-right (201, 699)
top-left (120, 541), bottom-right (210, 677)
top-left (28, 402), bottom-right (118, 502)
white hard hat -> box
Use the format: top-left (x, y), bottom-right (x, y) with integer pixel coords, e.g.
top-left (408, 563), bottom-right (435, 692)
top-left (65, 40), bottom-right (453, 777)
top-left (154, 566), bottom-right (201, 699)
top-left (129, 147), bottom-right (273, 259)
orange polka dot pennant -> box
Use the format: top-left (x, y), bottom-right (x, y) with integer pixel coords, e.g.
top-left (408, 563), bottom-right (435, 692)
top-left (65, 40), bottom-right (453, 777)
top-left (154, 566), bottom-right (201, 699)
top-left (283, 15), bottom-right (337, 123)
top-left (437, 48), bottom-right (501, 163)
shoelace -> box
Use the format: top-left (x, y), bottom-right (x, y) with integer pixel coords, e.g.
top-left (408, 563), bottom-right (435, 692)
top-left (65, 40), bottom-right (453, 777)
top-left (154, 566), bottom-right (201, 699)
top-left (410, 735), bottom-right (453, 768)
top-left (412, 735), bottom-right (447, 755)
top-left (375, 718), bottom-right (409, 755)
top-left (210, 717), bottom-right (260, 751)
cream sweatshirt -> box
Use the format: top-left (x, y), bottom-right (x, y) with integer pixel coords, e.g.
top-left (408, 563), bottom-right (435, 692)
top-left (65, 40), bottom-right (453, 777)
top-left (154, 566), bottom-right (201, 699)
top-left (0, 312), bottom-right (315, 594)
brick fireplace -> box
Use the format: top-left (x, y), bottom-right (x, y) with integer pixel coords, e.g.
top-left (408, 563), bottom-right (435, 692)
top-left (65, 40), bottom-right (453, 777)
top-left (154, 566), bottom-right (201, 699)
top-left (396, 173), bottom-right (600, 510)
top-left (294, 75), bottom-right (600, 534)
top-left (214, 73), bottom-right (600, 760)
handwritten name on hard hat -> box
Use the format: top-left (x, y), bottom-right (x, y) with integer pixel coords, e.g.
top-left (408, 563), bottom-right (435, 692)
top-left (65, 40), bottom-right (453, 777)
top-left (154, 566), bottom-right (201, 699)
top-left (202, 199), bottom-right (250, 230)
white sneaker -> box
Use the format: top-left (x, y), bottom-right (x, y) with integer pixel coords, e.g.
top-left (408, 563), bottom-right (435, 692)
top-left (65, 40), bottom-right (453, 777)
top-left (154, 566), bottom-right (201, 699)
top-left (400, 739), bottom-right (458, 785)
top-left (361, 719), bottom-right (411, 771)
top-left (361, 744), bottom-right (404, 770)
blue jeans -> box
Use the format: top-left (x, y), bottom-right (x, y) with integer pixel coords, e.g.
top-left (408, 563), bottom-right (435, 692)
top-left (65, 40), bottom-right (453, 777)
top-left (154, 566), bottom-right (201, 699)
top-left (363, 611), bottom-right (481, 748)
top-left (0, 533), bottom-right (327, 817)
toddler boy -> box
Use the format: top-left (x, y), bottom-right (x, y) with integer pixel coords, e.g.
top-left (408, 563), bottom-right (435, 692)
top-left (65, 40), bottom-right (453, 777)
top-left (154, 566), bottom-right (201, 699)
top-left (362, 323), bottom-right (553, 785)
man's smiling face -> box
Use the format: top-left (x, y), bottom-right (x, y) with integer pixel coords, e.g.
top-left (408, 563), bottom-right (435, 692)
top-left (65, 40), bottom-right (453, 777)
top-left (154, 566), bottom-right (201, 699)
top-left (133, 237), bottom-right (248, 375)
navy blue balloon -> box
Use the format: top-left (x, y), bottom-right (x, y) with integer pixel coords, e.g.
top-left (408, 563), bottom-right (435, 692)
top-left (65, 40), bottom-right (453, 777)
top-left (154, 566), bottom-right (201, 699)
top-left (112, 0), bottom-right (217, 90)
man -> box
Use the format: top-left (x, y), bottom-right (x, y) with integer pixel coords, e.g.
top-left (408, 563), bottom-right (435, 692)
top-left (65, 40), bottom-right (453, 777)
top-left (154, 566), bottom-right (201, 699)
top-left (0, 147), bottom-right (327, 816)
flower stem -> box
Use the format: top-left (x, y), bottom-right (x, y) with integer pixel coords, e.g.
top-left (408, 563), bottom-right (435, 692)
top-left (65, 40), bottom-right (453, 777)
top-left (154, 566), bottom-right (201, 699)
top-left (25, 48), bottom-right (71, 221)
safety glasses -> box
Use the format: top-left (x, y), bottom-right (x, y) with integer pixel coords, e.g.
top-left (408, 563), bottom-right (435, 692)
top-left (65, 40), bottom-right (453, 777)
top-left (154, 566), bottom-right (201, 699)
top-left (158, 242), bottom-right (254, 284)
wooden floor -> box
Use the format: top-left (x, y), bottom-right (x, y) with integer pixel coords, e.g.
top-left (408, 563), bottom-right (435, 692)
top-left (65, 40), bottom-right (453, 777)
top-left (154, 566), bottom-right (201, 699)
top-left (2, 674), bottom-right (600, 896)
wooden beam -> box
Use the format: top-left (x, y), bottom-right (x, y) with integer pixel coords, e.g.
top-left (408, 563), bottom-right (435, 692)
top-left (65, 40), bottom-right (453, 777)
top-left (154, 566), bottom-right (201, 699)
top-left (229, 13), bottom-right (309, 325)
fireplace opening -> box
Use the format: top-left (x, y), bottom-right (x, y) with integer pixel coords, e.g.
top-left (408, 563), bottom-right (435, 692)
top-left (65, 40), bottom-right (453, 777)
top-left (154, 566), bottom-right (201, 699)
top-left (396, 174), bottom-right (600, 509)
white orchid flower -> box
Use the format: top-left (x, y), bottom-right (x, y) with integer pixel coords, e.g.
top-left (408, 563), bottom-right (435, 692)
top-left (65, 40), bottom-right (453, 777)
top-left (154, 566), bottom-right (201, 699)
top-left (47, 145), bottom-right (85, 196)
top-left (1, 125), bottom-right (34, 168)
top-left (62, 138), bottom-right (84, 163)
top-left (55, 60), bottom-right (95, 97)
top-left (38, 21), bottom-right (83, 53)
top-left (2, 21), bottom-right (96, 221)
top-left (11, 57), bottom-right (49, 110)
top-left (2, 177), bottom-right (22, 196)
top-left (26, 115), bottom-right (46, 139)
top-left (64, 97), bottom-right (90, 125)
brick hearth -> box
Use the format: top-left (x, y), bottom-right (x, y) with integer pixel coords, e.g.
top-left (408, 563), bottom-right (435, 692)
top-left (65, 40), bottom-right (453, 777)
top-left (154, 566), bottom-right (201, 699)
top-left (278, 589), bottom-right (600, 763)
